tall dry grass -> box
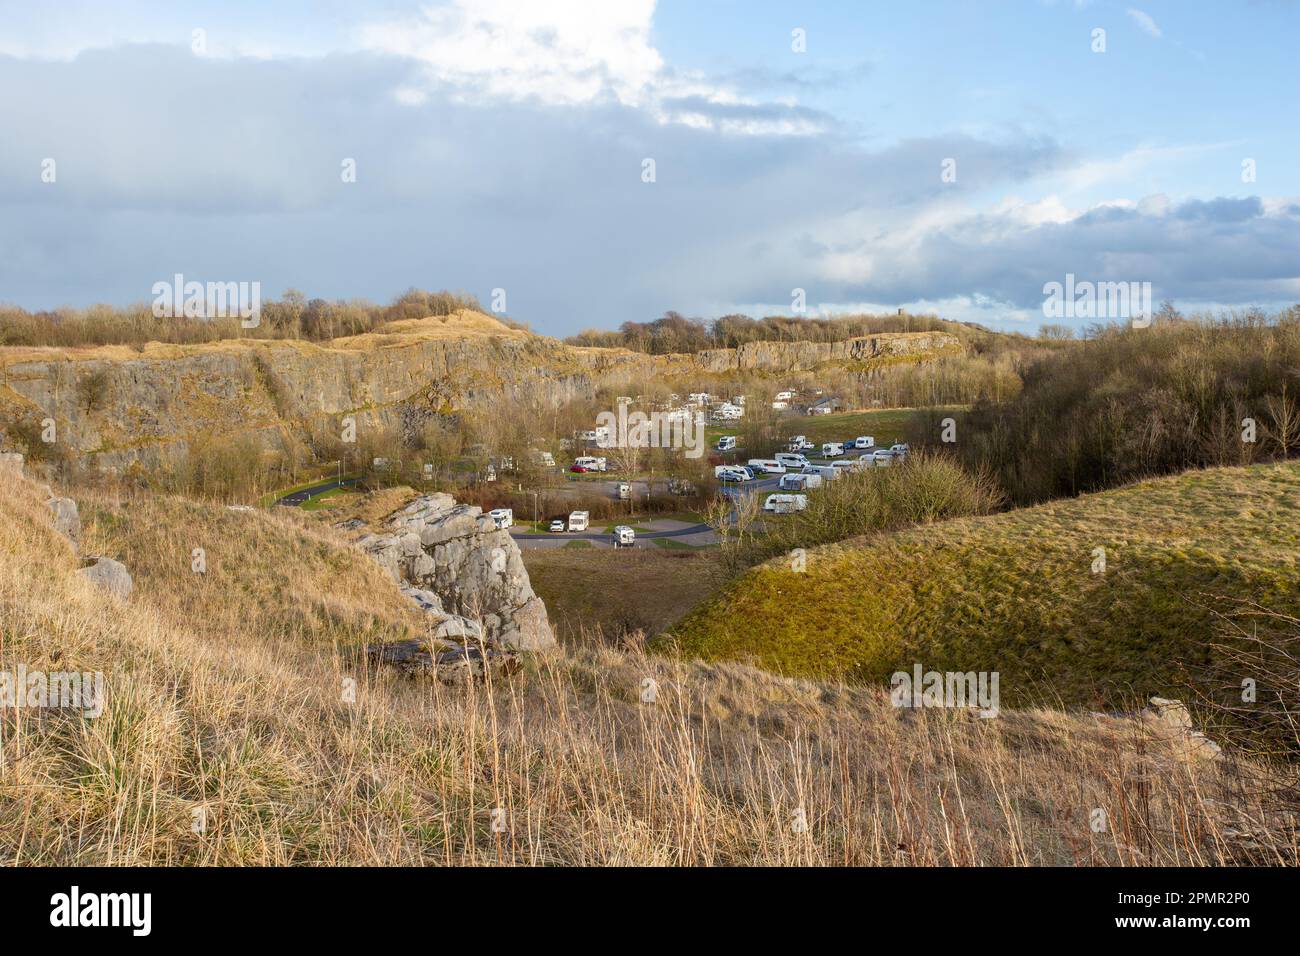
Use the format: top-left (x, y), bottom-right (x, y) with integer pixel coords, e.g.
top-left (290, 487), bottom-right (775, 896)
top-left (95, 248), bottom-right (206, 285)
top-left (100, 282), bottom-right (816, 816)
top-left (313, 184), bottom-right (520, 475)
top-left (0, 475), bottom-right (1293, 865)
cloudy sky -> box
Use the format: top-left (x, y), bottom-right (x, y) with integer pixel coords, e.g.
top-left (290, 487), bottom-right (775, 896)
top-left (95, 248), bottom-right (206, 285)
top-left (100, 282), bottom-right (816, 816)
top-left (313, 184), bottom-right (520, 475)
top-left (1, 0), bottom-right (1297, 335)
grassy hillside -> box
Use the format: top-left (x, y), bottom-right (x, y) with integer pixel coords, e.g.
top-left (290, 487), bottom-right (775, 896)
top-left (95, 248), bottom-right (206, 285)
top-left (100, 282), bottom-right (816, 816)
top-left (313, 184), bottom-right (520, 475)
top-left (2, 471), bottom-right (1285, 864)
top-left (667, 461), bottom-right (1300, 706)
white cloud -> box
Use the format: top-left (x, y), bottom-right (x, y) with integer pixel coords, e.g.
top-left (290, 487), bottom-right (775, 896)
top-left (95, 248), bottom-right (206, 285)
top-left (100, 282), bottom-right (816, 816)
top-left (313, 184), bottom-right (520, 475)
top-left (359, 0), bottom-right (826, 134)
top-left (1126, 8), bottom-right (1163, 39)
top-left (360, 0), bottom-right (664, 108)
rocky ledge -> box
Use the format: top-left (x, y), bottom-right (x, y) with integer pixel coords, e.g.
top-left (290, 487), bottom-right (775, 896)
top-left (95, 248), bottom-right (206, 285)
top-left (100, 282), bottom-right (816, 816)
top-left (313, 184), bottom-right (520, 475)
top-left (351, 494), bottom-right (556, 654)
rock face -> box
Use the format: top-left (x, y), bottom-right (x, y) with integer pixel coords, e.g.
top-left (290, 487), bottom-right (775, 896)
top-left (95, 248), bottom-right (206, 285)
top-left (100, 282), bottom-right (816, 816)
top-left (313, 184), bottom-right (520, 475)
top-left (78, 556), bottom-right (133, 600)
top-left (355, 494), bottom-right (556, 652)
top-left (0, 311), bottom-right (961, 469)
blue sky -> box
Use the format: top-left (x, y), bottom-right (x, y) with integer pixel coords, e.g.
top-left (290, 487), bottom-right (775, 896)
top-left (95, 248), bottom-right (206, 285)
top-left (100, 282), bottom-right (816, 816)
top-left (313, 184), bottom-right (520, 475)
top-left (0, 0), bottom-right (1297, 335)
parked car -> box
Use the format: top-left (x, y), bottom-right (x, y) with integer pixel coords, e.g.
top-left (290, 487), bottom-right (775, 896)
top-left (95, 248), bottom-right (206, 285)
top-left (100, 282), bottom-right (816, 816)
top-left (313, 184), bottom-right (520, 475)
top-left (747, 458), bottom-right (786, 475)
top-left (488, 508), bottom-right (513, 530)
top-left (548, 519), bottom-right (566, 532)
top-left (716, 466), bottom-right (752, 483)
top-left (611, 525), bottom-right (636, 548)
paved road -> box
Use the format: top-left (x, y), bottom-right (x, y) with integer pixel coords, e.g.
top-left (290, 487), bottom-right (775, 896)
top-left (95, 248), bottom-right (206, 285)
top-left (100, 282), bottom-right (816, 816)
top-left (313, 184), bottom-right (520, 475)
top-left (275, 478), bottom-right (358, 506)
top-left (509, 521), bottom-right (712, 541)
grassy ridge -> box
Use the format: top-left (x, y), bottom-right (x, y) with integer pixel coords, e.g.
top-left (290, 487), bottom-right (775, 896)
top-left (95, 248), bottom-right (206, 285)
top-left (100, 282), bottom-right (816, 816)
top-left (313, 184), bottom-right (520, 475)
top-left (666, 461), bottom-right (1300, 705)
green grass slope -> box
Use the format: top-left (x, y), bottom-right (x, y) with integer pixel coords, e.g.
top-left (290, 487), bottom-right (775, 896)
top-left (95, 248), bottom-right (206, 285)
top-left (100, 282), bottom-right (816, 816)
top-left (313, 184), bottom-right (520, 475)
top-left (666, 461), bottom-right (1300, 706)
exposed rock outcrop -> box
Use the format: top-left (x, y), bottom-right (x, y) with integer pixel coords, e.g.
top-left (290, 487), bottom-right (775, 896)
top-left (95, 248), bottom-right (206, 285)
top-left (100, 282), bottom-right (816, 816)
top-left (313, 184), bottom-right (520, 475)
top-left (1142, 697), bottom-right (1222, 762)
top-left (0, 311), bottom-right (961, 469)
top-left (78, 556), bottom-right (133, 600)
top-left (47, 496), bottom-right (81, 545)
top-left (354, 494), bottom-right (555, 652)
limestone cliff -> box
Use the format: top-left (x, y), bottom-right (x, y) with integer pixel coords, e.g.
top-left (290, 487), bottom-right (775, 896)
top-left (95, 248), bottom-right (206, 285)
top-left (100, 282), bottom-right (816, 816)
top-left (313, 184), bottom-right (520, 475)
top-left (0, 310), bottom-right (960, 467)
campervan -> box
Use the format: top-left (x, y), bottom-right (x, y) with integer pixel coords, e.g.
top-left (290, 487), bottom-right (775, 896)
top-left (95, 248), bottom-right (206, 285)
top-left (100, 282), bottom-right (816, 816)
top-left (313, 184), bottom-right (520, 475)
top-left (567, 511), bottom-right (590, 532)
top-left (488, 508), bottom-right (514, 530)
top-left (822, 442), bottom-right (845, 458)
top-left (803, 464), bottom-right (839, 481)
top-left (747, 459), bottom-right (786, 475)
top-left (716, 436), bottom-right (737, 452)
top-left (775, 452), bottom-right (809, 470)
top-left (572, 456), bottom-right (608, 473)
top-left (852, 436), bottom-right (875, 449)
top-left (617, 482), bottom-right (631, 500)
top-left (612, 525), bottom-right (636, 548)
top-left (715, 466), bottom-right (753, 483)
top-left (763, 494), bottom-right (808, 514)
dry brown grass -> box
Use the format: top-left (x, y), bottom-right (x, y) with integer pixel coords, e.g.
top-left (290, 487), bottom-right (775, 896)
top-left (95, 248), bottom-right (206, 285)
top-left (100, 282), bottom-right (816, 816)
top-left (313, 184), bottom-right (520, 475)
top-left (0, 473), bottom-right (1293, 865)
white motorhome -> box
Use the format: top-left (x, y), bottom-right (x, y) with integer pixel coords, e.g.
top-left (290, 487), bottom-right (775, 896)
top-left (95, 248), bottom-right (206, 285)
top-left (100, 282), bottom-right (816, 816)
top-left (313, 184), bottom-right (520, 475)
top-left (831, 459), bottom-right (863, 474)
top-left (822, 442), bottom-right (846, 458)
top-left (716, 436), bottom-right (737, 452)
top-left (775, 390), bottom-right (796, 401)
top-left (616, 482), bottom-right (631, 500)
top-left (611, 525), bottom-right (636, 548)
top-left (852, 436), bottom-right (875, 449)
top-left (572, 456), bottom-right (608, 472)
top-left (890, 443), bottom-right (910, 457)
top-left (715, 466), bottom-right (753, 482)
top-left (803, 464), bottom-right (839, 481)
top-left (775, 452), bottom-right (810, 470)
top-left (788, 435), bottom-right (814, 451)
top-left (763, 493), bottom-right (808, 514)
top-left (747, 458), bottom-right (786, 475)
top-left (871, 450), bottom-right (896, 467)
top-left (531, 449), bottom-right (556, 467)
top-left (488, 508), bottom-right (514, 530)
top-left (567, 510), bottom-right (590, 532)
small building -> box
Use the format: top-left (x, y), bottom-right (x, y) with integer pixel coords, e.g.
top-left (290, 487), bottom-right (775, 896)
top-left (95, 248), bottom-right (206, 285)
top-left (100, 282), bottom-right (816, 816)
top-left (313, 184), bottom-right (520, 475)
top-left (806, 397), bottom-right (841, 416)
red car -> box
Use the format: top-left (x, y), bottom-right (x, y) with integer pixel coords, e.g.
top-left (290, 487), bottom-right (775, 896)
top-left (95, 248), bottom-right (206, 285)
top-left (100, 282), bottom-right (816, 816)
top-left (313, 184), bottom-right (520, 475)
top-left (570, 464), bottom-right (592, 473)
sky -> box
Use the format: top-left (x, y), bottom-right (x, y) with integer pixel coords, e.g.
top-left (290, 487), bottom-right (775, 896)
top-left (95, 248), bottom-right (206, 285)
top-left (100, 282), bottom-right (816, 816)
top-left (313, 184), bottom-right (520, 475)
top-left (0, 0), bottom-right (1297, 335)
